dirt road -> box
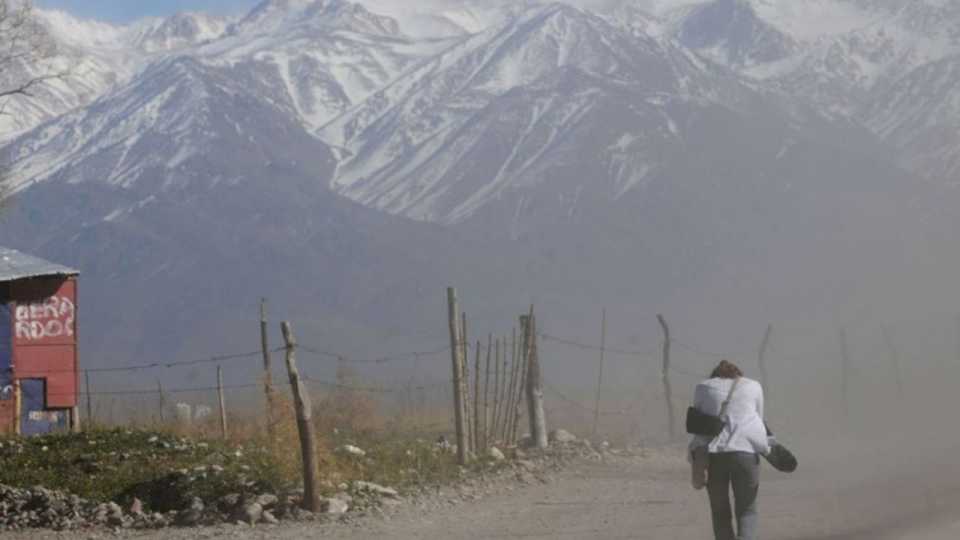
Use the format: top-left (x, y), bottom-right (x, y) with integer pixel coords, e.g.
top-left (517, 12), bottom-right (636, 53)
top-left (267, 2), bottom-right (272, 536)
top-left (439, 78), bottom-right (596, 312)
top-left (16, 449), bottom-right (959, 540)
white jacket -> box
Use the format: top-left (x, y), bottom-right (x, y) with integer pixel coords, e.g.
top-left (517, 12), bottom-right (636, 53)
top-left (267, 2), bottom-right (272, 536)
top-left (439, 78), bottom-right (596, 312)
top-left (689, 377), bottom-right (770, 456)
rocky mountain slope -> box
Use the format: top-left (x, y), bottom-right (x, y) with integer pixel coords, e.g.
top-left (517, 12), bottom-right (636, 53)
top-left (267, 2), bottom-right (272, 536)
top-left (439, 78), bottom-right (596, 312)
top-left (4, 0), bottom-right (960, 374)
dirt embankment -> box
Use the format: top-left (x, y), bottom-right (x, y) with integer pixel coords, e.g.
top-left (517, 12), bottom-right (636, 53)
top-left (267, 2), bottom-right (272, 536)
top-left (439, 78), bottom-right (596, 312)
top-left (9, 440), bottom-right (960, 540)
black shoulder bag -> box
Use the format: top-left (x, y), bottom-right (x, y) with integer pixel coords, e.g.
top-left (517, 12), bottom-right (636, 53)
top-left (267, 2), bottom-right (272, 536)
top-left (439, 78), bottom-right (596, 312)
top-left (686, 378), bottom-right (740, 437)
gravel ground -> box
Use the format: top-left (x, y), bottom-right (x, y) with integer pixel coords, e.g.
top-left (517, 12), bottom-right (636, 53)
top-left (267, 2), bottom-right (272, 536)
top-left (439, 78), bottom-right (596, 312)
top-left (6, 445), bottom-right (960, 540)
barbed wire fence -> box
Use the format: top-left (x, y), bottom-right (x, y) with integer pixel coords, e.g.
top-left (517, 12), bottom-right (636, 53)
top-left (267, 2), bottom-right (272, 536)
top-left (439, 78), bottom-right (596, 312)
top-left (37, 291), bottom-right (930, 456)
top-left (62, 317), bottom-right (767, 444)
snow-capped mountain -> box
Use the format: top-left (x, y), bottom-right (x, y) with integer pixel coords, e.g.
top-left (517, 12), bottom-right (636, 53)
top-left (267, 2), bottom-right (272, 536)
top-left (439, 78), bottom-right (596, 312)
top-left (198, 0), bottom-right (454, 131)
top-left (652, 0), bottom-right (960, 180)
top-left (322, 3), bottom-right (698, 223)
top-left (132, 12), bottom-right (233, 53)
top-left (6, 0), bottom-right (960, 367)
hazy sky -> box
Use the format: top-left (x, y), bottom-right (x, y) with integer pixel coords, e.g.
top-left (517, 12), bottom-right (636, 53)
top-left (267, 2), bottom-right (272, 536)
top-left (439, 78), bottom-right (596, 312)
top-left (35, 0), bottom-right (259, 22)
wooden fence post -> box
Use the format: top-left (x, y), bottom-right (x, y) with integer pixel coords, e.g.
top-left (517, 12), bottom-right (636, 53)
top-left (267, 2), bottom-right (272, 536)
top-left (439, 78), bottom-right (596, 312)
top-left (482, 340), bottom-right (490, 450)
top-left (473, 336), bottom-right (481, 453)
top-left (525, 310), bottom-right (548, 449)
top-left (446, 288), bottom-right (469, 465)
top-left (758, 324), bottom-right (773, 391)
top-left (281, 321), bottom-right (321, 512)
top-left (503, 328), bottom-right (519, 442)
top-left (512, 319), bottom-right (531, 445)
top-left (157, 380), bottom-right (165, 423)
top-left (492, 336), bottom-right (501, 443)
top-left (85, 370), bottom-right (93, 427)
top-left (217, 365), bottom-right (228, 439)
top-left (460, 312), bottom-right (474, 455)
top-left (498, 337), bottom-right (509, 440)
top-left (593, 308), bottom-right (607, 437)
top-left (260, 299), bottom-right (276, 437)
top-left (657, 314), bottom-right (676, 440)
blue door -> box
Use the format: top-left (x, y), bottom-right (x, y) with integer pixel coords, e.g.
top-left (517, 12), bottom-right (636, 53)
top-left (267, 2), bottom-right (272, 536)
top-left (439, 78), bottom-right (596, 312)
top-left (20, 379), bottom-right (67, 436)
top-left (0, 304), bottom-right (11, 401)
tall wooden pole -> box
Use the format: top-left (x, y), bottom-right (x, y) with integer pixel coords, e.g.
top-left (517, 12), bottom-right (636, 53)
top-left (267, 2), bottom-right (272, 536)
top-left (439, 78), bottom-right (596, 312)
top-left (473, 335), bottom-right (481, 452)
top-left (593, 308), bottom-right (607, 437)
top-left (504, 328), bottom-right (519, 442)
top-left (260, 299), bottom-right (275, 436)
top-left (157, 380), bottom-right (165, 423)
top-left (839, 327), bottom-right (851, 419)
top-left (758, 324), bottom-right (773, 391)
top-left (498, 336), bottom-right (510, 439)
top-left (84, 370), bottom-right (93, 428)
top-left (281, 321), bottom-right (321, 511)
top-left (460, 312), bottom-right (473, 455)
top-left (881, 326), bottom-right (904, 401)
top-left (512, 321), bottom-right (530, 445)
top-left (217, 365), bottom-right (228, 439)
top-left (492, 336), bottom-right (501, 443)
top-left (525, 309), bottom-right (548, 449)
top-left (482, 340), bottom-right (491, 451)
top-left (657, 314), bottom-right (675, 440)
top-left (446, 288), bottom-right (468, 465)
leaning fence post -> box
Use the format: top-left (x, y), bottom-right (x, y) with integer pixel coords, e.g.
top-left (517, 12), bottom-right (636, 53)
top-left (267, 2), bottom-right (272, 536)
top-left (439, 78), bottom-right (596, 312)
top-left (85, 370), bottom-right (93, 428)
top-left (217, 365), bottom-right (228, 439)
top-left (260, 299), bottom-right (276, 437)
top-left (657, 314), bottom-right (676, 440)
top-left (497, 337), bottom-right (510, 440)
top-left (460, 312), bottom-right (474, 455)
top-left (473, 336), bottom-right (481, 452)
top-left (157, 380), bottom-right (165, 423)
top-left (525, 308), bottom-right (548, 449)
top-left (502, 329), bottom-right (518, 441)
top-left (492, 336), bottom-right (501, 443)
top-left (513, 318), bottom-right (531, 445)
top-left (281, 321), bottom-right (321, 511)
top-left (446, 288), bottom-right (469, 465)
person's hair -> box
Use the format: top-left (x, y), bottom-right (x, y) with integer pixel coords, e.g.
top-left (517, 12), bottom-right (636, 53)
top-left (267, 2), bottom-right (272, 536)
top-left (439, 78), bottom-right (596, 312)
top-left (710, 360), bottom-right (743, 379)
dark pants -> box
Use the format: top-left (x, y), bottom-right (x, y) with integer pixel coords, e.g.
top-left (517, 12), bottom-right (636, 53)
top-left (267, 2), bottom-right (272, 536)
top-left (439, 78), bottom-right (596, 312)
top-left (707, 452), bottom-right (760, 540)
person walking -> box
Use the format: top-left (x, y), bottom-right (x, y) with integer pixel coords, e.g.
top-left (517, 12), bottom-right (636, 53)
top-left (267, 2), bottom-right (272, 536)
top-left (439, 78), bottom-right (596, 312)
top-left (690, 360), bottom-right (770, 540)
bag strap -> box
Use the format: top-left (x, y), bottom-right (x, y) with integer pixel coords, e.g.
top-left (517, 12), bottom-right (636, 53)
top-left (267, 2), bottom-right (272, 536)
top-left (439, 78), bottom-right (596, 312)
top-left (719, 377), bottom-right (740, 418)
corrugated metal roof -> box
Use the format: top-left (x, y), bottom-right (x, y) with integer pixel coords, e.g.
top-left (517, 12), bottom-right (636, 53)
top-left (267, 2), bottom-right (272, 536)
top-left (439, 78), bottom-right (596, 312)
top-left (0, 246), bottom-right (79, 282)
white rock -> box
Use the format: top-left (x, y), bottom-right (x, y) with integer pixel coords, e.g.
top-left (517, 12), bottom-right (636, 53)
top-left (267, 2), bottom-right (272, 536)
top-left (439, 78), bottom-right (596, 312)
top-left (322, 498), bottom-right (349, 515)
top-left (488, 447), bottom-right (506, 461)
top-left (338, 445), bottom-right (367, 457)
top-left (549, 429), bottom-right (577, 443)
top-left (353, 481), bottom-right (399, 498)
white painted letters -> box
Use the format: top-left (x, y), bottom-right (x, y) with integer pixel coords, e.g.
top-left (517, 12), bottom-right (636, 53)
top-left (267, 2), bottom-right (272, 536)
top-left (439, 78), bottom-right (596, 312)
top-left (14, 296), bottom-right (75, 341)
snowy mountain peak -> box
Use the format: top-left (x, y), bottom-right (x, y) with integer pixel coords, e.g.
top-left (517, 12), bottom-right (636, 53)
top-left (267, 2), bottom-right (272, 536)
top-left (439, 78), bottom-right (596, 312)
top-left (133, 12), bottom-right (232, 53)
top-left (231, 0), bottom-right (400, 37)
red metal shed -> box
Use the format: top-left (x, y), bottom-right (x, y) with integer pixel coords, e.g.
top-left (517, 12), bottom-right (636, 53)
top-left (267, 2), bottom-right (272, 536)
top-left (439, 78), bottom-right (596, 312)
top-left (0, 246), bottom-right (79, 435)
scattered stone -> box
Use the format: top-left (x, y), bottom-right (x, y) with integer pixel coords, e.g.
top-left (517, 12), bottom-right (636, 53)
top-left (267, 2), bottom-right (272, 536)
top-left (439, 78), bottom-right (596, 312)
top-left (353, 481), bottom-right (399, 499)
top-left (218, 493), bottom-right (242, 511)
top-left (322, 498), bottom-right (349, 515)
top-left (261, 510), bottom-right (279, 524)
top-left (338, 445), bottom-right (367, 458)
top-left (174, 508), bottom-right (202, 527)
top-left (240, 502), bottom-right (263, 526)
top-left (549, 429), bottom-right (577, 443)
top-left (255, 494), bottom-right (278, 508)
top-left (516, 459), bottom-right (537, 472)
